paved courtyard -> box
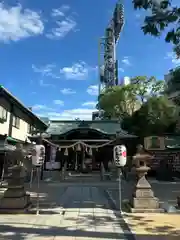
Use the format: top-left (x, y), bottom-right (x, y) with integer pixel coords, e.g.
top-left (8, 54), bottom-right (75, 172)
top-left (106, 179), bottom-right (180, 210)
top-left (0, 183), bottom-right (134, 240)
top-left (1, 175), bottom-right (180, 240)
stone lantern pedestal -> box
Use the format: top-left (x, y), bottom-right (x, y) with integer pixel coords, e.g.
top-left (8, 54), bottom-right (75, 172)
top-left (130, 145), bottom-right (163, 213)
top-left (0, 165), bottom-right (31, 213)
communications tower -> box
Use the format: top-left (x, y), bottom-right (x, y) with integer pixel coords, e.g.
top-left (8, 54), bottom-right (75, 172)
top-left (92, 1), bottom-right (125, 120)
top-left (98, 0), bottom-right (125, 95)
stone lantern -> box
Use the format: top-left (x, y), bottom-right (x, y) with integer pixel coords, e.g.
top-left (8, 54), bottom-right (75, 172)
top-left (0, 143), bottom-right (31, 213)
top-left (130, 144), bottom-right (163, 212)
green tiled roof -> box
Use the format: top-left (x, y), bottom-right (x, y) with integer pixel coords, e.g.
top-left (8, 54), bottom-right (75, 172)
top-left (6, 136), bottom-right (19, 144)
top-left (46, 120), bottom-right (136, 137)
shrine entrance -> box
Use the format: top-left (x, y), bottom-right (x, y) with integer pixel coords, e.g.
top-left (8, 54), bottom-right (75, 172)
top-left (58, 127), bottom-right (114, 174)
top-left (65, 146), bottom-right (99, 173)
top-left (42, 120), bottom-right (137, 181)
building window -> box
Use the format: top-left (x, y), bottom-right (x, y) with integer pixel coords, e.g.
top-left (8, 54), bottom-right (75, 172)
top-left (0, 106), bottom-right (7, 121)
top-left (12, 115), bottom-right (20, 129)
top-left (27, 124), bottom-right (31, 134)
top-left (28, 126), bottom-right (37, 135)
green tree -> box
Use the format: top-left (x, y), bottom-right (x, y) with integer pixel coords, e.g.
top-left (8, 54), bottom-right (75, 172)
top-left (133, 0), bottom-right (180, 57)
top-left (97, 84), bottom-right (140, 120)
top-left (123, 95), bottom-right (179, 136)
top-left (131, 76), bottom-right (165, 103)
top-left (166, 67), bottom-right (180, 94)
top-left (97, 76), bottom-right (165, 120)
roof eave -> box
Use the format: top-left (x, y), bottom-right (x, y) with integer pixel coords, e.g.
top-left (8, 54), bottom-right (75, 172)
top-left (1, 86), bottom-right (47, 129)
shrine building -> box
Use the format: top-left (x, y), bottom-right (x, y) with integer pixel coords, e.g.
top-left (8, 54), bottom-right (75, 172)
top-left (33, 120), bottom-right (137, 173)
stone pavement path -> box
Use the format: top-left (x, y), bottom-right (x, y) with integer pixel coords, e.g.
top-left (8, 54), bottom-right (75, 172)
top-left (0, 185), bottom-right (134, 240)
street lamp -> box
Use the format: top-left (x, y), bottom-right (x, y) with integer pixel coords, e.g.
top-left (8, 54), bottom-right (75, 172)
top-left (113, 145), bottom-right (127, 213)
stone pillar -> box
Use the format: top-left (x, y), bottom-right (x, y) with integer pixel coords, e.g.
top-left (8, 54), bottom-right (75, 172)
top-left (131, 166), bottom-right (163, 212)
top-left (0, 165), bottom-right (31, 213)
top-left (100, 162), bottom-right (105, 180)
top-left (130, 145), bottom-right (163, 213)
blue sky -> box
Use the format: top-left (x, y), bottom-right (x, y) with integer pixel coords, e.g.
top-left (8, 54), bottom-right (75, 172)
top-left (0, 0), bottom-right (179, 120)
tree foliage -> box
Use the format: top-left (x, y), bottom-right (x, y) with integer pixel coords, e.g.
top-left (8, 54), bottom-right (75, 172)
top-left (167, 67), bottom-right (180, 93)
top-left (133, 0), bottom-right (180, 57)
top-left (131, 76), bottom-right (165, 103)
top-left (97, 84), bottom-right (140, 119)
top-left (122, 95), bottom-right (179, 136)
top-left (97, 76), bottom-right (165, 120)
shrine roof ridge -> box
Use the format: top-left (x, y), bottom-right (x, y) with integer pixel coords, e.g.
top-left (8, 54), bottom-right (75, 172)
top-left (50, 120), bottom-right (120, 123)
top-left (46, 119), bottom-right (137, 138)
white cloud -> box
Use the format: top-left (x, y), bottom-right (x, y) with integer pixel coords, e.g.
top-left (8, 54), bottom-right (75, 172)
top-left (32, 64), bottom-right (60, 79)
top-left (51, 5), bottom-right (70, 17)
top-left (60, 88), bottom-right (76, 94)
top-left (32, 104), bottom-right (54, 111)
top-left (38, 108), bottom-right (95, 120)
top-left (122, 56), bottom-right (131, 66)
top-left (87, 85), bottom-right (98, 96)
top-left (82, 101), bottom-right (97, 108)
top-left (47, 5), bottom-right (77, 39)
top-left (53, 100), bottom-right (64, 105)
top-left (47, 18), bottom-right (76, 39)
top-left (118, 67), bottom-right (124, 72)
top-left (32, 64), bottom-right (55, 75)
top-left (165, 52), bottom-right (180, 66)
top-left (33, 61), bottom-right (94, 80)
top-left (51, 9), bottom-right (65, 17)
top-left (123, 76), bottom-right (131, 85)
top-left (39, 79), bottom-right (54, 87)
top-left (0, 3), bottom-right (44, 42)
top-left (60, 61), bottom-right (89, 80)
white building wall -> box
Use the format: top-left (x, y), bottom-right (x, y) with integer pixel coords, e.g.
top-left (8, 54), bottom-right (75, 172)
top-left (0, 96), bottom-right (34, 142)
top-left (0, 98), bottom-right (10, 136)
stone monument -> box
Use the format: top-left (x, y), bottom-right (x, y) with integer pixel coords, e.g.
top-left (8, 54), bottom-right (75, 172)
top-left (0, 143), bottom-right (31, 213)
top-left (130, 144), bottom-right (163, 213)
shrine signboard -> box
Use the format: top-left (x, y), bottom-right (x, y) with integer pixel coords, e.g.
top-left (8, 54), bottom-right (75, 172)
top-left (144, 136), bottom-right (165, 151)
